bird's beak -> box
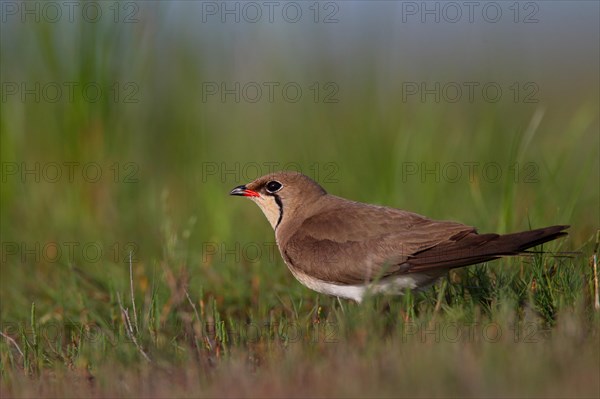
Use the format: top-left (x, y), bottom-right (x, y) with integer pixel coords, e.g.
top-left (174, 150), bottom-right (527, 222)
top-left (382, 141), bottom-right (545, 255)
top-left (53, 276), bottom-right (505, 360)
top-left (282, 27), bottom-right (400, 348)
top-left (229, 185), bottom-right (260, 197)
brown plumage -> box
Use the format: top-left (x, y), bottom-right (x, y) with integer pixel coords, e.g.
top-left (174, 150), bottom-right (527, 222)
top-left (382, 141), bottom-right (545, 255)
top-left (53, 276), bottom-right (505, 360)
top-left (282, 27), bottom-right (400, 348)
top-left (230, 171), bottom-right (568, 302)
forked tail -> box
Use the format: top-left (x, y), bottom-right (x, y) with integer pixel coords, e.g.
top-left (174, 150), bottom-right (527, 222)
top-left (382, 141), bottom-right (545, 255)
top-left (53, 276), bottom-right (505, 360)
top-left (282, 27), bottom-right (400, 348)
top-left (407, 225), bottom-right (569, 272)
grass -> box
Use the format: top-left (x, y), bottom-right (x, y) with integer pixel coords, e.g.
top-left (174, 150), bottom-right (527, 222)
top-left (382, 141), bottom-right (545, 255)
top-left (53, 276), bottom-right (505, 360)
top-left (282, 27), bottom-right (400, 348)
top-left (1, 3), bottom-right (599, 398)
top-left (1, 225), bottom-right (598, 398)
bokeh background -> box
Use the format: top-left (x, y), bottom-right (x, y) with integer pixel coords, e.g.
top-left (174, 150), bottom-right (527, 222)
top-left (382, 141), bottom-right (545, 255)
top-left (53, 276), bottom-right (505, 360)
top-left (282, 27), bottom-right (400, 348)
top-left (0, 3), bottom-right (599, 390)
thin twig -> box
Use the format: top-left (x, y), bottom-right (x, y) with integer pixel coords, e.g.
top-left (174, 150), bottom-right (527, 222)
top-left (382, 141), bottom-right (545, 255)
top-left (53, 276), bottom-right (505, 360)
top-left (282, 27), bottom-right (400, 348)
top-left (428, 279), bottom-right (448, 329)
top-left (517, 107), bottom-right (545, 161)
top-left (593, 231), bottom-right (600, 311)
top-left (0, 331), bottom-right (25, 360)
top-left (433, 279), bottom-right (448, 316)
top-left (117, 292), bottom-right (151, 362)
top-left (129, 251), bottom-right (139, 334)
top-left (336, 297), bottom-right (345, 314)
top-left (185, 289), bottom-right (205, 359)
top-left (185, 289), bottom-right (202, 327)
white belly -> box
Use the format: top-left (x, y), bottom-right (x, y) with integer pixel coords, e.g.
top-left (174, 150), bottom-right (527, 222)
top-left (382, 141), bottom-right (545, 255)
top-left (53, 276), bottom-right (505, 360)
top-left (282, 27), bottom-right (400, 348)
top-left (288, 267), bottom-right (433, 303)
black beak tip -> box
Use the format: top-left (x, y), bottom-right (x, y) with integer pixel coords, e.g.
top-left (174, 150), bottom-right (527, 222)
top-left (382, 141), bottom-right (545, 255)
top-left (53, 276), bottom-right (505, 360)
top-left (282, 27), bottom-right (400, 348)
top-left (229, 185), bottom-right (247, 196)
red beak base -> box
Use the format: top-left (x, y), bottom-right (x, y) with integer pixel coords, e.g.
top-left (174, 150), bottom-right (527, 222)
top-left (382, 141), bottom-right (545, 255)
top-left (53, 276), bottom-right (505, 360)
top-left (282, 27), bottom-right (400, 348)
top-left (230, 185), bottom-right (260, 197)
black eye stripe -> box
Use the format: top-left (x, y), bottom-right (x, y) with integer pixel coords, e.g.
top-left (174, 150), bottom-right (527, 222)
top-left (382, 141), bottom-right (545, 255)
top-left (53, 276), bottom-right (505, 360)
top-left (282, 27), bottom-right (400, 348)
top-left (274, 194), bottom-right (283, 229)
top-left (265, 180), bottom-right (283, 193)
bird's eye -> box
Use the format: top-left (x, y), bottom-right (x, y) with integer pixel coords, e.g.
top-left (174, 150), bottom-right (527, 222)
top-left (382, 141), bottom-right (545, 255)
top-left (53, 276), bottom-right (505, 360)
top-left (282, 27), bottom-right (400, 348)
top-left (265, 180), bottom-right (283, 193)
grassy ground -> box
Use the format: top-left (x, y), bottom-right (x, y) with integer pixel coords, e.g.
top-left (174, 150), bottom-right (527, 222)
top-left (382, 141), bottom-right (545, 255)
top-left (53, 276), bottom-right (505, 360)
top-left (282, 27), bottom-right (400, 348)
top-left (1, 2), bottom-right (599, 398)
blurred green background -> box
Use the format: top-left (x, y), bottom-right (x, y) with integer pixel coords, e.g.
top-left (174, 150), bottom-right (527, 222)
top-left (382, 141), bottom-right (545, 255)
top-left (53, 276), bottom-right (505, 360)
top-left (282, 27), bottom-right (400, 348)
top-left (1, 0), bottom-right (598, 336)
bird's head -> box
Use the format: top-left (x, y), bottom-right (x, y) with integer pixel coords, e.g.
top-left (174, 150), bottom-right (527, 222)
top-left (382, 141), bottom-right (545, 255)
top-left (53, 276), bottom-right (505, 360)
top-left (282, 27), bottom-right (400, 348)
top-left (230, 171), bottom-right (327, 230)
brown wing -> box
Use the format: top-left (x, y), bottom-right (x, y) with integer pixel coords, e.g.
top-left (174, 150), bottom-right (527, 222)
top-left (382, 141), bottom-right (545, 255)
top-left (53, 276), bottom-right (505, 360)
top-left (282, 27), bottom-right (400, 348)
top-left (281, 197), bottom-right (474, 285)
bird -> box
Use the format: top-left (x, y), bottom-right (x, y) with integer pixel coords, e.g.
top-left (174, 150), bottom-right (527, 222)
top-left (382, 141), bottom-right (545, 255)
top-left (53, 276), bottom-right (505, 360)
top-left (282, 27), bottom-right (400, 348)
top-left (229, 171), bottom-right (569, 303)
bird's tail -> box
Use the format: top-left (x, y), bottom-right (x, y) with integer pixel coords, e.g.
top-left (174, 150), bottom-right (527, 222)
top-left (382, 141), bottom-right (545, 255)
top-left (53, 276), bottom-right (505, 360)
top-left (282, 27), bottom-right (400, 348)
top-left (407, 225), bottom-right (569, 272)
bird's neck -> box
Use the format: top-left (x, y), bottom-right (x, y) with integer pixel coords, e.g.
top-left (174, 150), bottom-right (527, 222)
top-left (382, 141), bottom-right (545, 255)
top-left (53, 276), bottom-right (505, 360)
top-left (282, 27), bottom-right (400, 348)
top-left (275, 194), bottom-right (331, 247)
